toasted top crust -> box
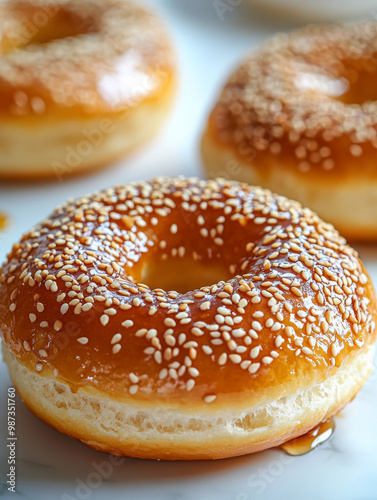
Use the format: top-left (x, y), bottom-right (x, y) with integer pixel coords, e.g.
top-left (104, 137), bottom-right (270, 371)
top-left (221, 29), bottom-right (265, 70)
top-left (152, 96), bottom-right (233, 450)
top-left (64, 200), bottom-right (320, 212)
top-left (0, 177), bottom-right (376, 410)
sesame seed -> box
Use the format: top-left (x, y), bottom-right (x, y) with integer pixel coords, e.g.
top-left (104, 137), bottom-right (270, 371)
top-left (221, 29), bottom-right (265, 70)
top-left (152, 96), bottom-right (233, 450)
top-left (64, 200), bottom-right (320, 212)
top-left (204, 395), bottom-right (217, 403)
top-left (200, 301), bottom-right (211, 311)
top-left (248, 363), bottom-right (260, 374)
top-left (218, 353), bottom-right (227, 365)
top-left (100, 314), bottom-right (109, 326)
top-left (262, 356), bottom-right (273, 364)
top-left (254, 217), bottom-right (266, 225)
top-left (154, 351), bottom-right (162, 364)
top-left (51, 320), bottom-right (61, 331)
top-left (229, 354), bottom-right (242, 364)
top-left (250, 346), bottom-right (261, 358)
top-left (112, 344), bottom-right (122, 354)
top-left (188, 367), bottom-right (199, 377)
top-left (60, 304), bottom-right (69, 315)
top-left (238, 298), bottom-right (248, 308)
top-left (186, 379), bottom-right (195, 391)
top-left (202, 345), bottom-right (212, 354)
top-left (252, 321), bottom-right (262, 331)
top-left (217, 306), bottom-right (230, 316)
top-left (285, 326), bottom-right (294, 337)
top-left (111, 333), bottom-right (122, 344)
top-left (164, 318), bottom-right (176, 327)
top-left (275, 335), bottom-right (284, 347)
top-left (192, 327), bottom-right (204, 336)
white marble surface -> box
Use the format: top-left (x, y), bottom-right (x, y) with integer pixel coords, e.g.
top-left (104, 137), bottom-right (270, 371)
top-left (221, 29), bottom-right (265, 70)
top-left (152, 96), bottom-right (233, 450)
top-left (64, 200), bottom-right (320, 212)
top-left (0, 1), bottom-right (377, 499)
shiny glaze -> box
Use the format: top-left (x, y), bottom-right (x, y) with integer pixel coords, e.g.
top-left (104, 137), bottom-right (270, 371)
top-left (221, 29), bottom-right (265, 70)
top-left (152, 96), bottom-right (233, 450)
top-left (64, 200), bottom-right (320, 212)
top-left (0, 178), bottom-right (376, 409)
top-left (281, 418), bottom-right (335, 455)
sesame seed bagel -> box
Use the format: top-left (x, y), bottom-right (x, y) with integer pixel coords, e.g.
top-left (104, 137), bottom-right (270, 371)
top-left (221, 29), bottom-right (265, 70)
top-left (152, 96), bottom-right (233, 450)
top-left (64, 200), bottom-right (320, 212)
top-left (0, 177), bottom-right (376, 460)
top-left (0, 0), bottom-right (175, 180)
top-left (202, 22), bottom-right (377, 240)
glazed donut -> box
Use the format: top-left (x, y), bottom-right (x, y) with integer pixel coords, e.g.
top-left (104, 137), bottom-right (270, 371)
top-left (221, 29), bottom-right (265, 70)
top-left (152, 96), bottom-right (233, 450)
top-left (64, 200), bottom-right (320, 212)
top-left (0, 0), bottom-right (174, 180)
top-left (0, 177), bottom-right (376, 460)
top-left (246, 0), bottom-right (377, 22)
top-left (202, 22), bottom-right (377, 240)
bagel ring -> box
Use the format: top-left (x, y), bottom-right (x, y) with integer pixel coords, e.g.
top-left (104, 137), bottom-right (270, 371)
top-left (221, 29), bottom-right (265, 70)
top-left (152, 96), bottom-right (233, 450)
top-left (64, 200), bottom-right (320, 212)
top-left (0, 177), bottom-right (376, 459)
top-left (202, 22), bottom-right (377, 240)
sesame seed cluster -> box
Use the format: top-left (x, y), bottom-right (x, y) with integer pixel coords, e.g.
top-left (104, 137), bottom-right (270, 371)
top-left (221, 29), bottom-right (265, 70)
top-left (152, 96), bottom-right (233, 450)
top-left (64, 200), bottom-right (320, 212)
top-left (211, 22), bottom-right (377, 174)
top-left (0, 177), bottom-right (375, 405)
top-left (0, 0), bottom-right (173, 115)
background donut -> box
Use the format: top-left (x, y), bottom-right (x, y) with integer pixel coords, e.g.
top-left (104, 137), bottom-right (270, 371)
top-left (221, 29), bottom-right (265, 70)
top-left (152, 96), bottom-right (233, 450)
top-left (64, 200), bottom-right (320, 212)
top-left (201, 22), bottom-right (377, 240)
top-left (0, 0), bottom-right (175, 180)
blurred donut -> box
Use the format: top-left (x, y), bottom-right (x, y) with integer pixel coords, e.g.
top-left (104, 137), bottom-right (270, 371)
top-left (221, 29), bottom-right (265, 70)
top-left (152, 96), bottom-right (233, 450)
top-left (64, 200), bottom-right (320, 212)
top-left (0, 0), bottom-right (175, 180)
top-left (202, 22), bottom-right (377, 240)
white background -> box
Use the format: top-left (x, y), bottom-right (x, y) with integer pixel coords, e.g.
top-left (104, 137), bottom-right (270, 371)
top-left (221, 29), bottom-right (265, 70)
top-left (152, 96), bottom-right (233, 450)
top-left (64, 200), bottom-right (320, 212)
top-left (0, 1), bottom-right (377, 499)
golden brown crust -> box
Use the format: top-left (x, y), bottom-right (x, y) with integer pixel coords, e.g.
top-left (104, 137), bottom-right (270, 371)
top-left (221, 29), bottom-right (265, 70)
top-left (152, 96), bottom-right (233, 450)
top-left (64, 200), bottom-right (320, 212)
top-left (0, 177), bottom-right (376, 414)
top-left (202, 22), bottom-right (377, 237)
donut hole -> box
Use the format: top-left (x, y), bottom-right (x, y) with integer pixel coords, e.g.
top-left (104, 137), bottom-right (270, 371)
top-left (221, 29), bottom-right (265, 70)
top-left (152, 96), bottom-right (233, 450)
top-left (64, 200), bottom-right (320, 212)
top-left (336, 57), bottom-right (377, 104)
top-left (0, 3), bottom-right (98, 55)
top-left (139, 256), bottom-right (232, 294)
top-left (293, 57), bottom-right (377, 104)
